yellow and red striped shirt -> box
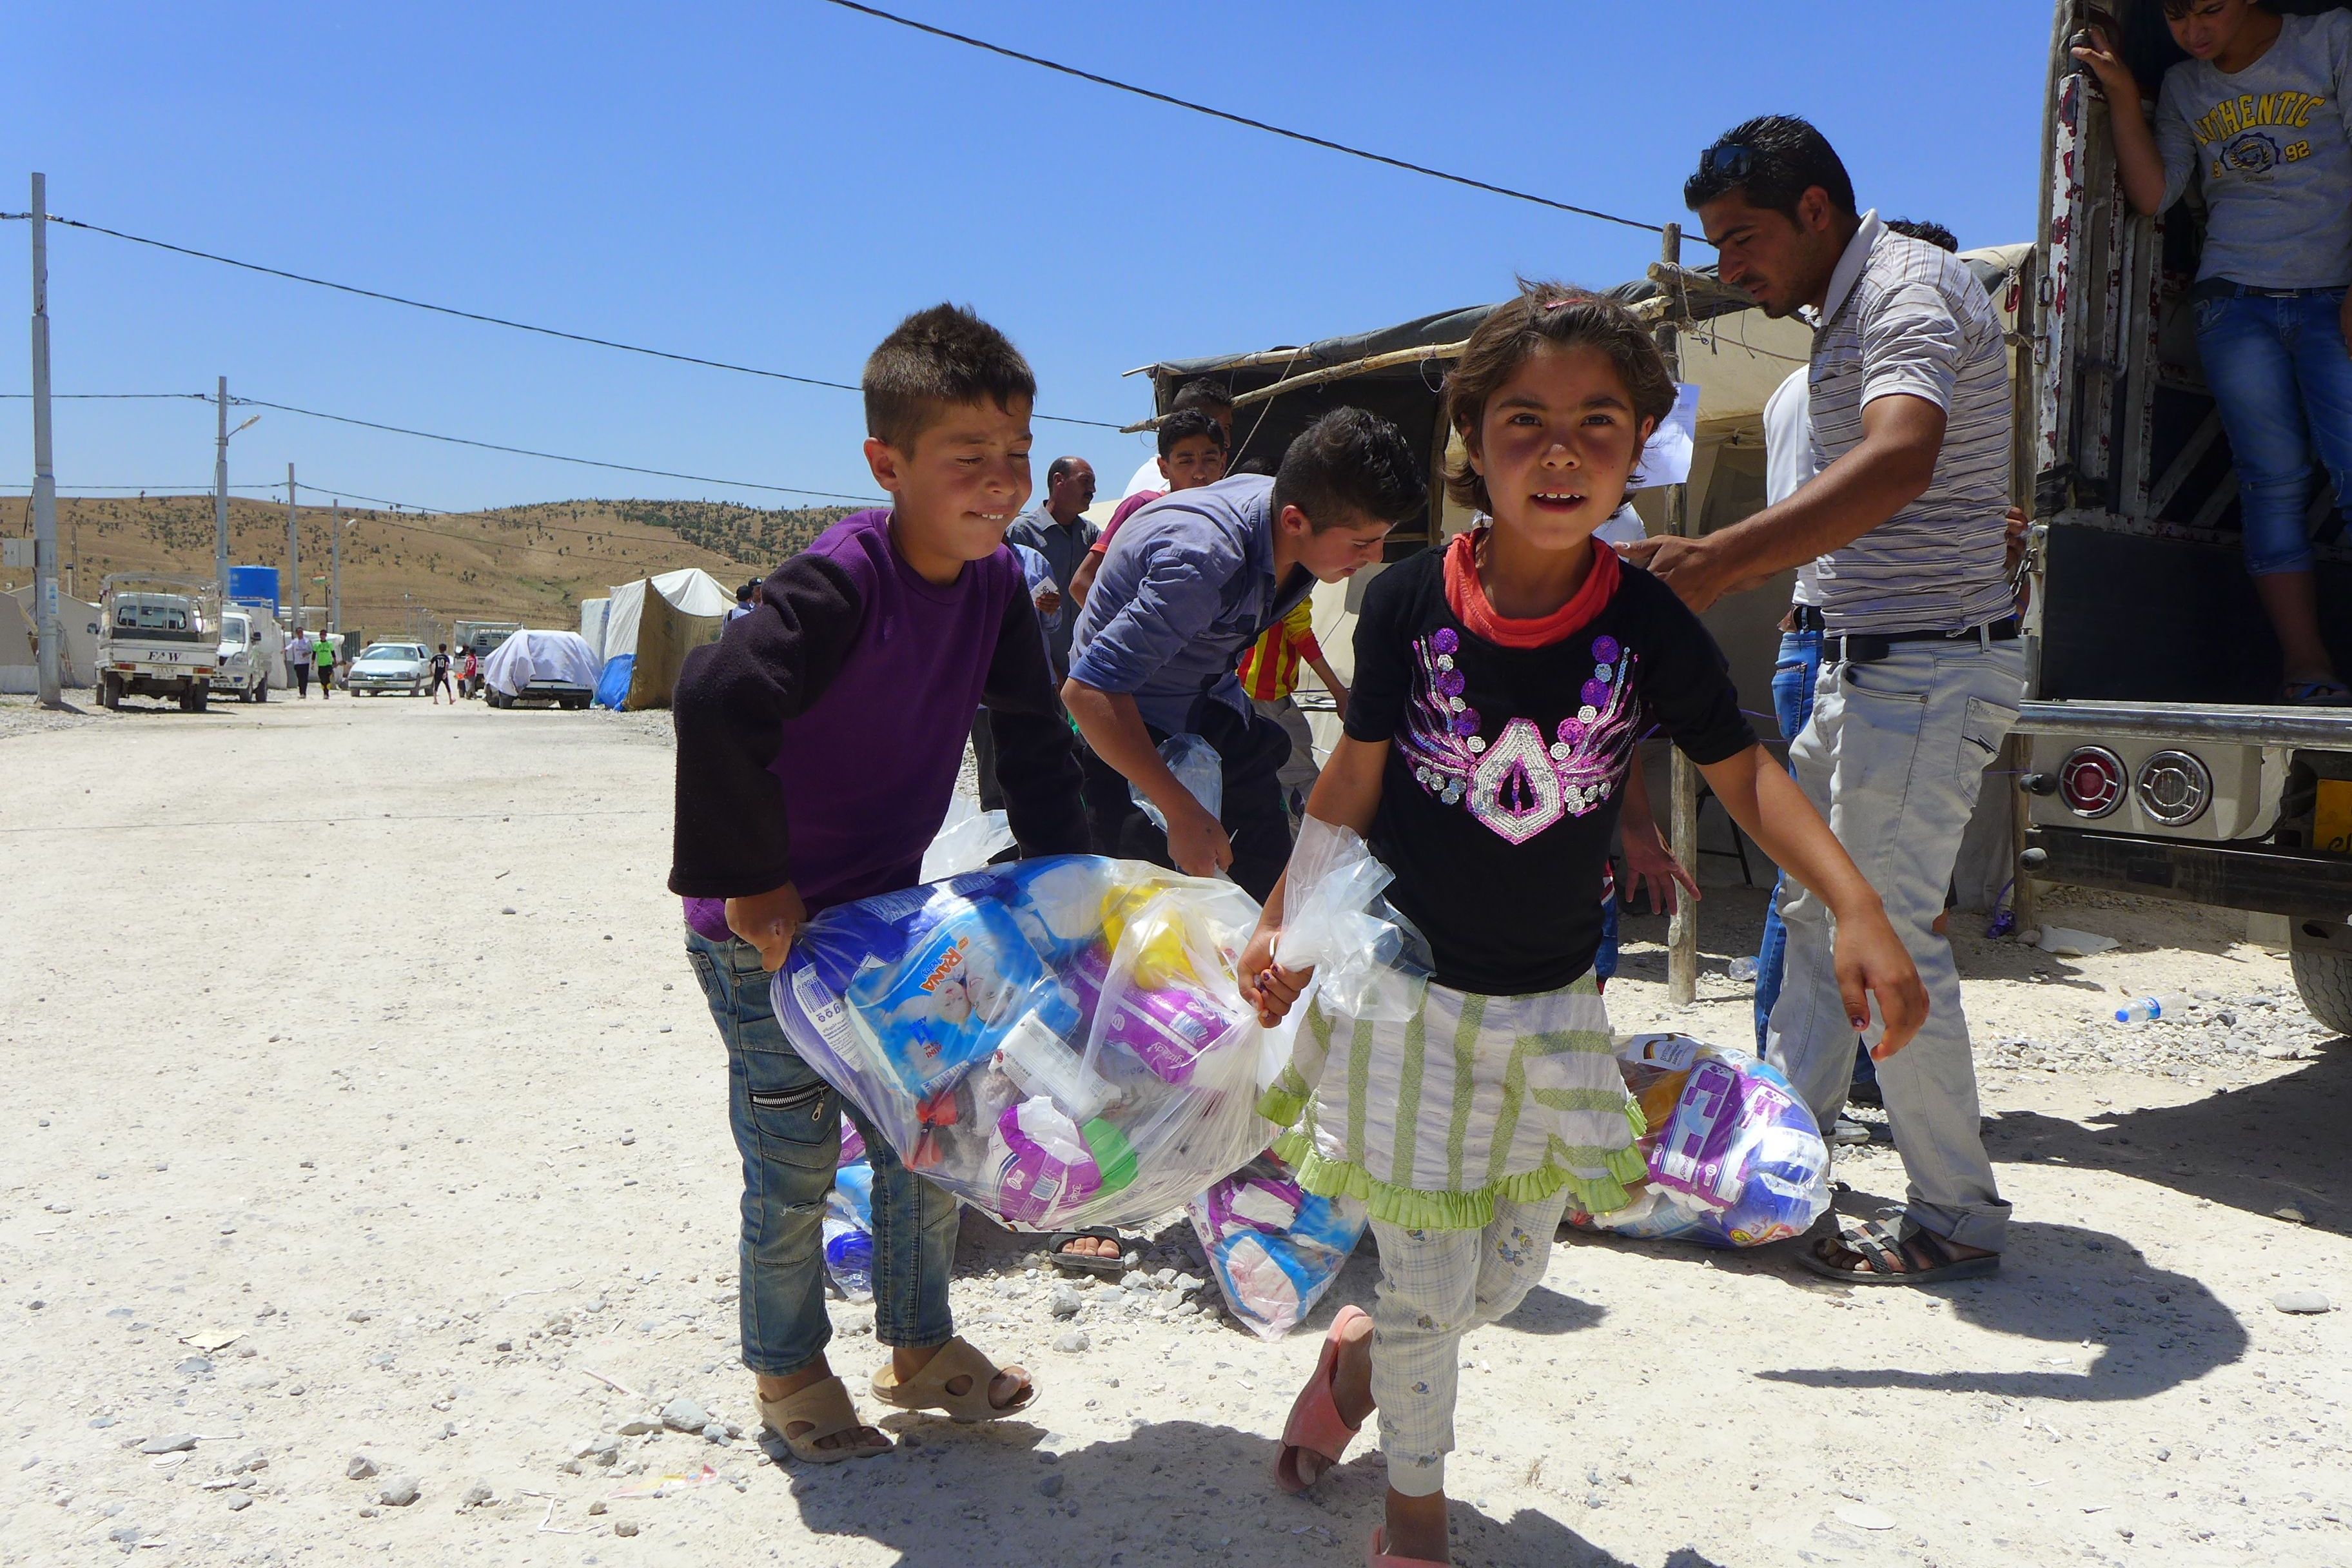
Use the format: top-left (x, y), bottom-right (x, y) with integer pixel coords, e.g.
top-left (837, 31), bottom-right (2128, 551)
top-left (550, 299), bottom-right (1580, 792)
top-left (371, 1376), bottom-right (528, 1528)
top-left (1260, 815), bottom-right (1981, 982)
top-left (1236, 600), bottom-right (1322, 701)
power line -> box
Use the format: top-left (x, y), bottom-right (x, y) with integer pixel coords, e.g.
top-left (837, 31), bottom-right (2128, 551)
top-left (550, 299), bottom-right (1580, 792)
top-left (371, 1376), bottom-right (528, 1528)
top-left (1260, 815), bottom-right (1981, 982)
top-left (815, 0), bottom-right (1669, 237)
top-left (226, 395), bottom-right (885, 502)
top-left (1, 213), bottom-right (1125, 429)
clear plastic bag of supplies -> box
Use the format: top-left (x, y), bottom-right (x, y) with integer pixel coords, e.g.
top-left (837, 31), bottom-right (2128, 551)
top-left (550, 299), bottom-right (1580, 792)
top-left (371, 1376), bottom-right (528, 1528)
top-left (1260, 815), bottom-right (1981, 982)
top-left (920, 792), bottom-right (1014, 883)
top-left (1186, 1151), bottom-right (1367, 1339)
top-left (1130, 734), bottom-right (1224, 835)
top-left (823, 1162), bottom-right (875, 1302)
top-left (770, 856), bottom-right (1275, 1231)
top-left (1565, 1034), bottom-right (1831, 1248)
top-left (1270, 818), bottom-right (1433, 1023)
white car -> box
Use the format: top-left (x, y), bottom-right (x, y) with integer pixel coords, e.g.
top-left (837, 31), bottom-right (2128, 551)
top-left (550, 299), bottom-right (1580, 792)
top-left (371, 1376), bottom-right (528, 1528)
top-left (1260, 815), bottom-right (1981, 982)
top-left (348, 642), bottom-right (429, 696)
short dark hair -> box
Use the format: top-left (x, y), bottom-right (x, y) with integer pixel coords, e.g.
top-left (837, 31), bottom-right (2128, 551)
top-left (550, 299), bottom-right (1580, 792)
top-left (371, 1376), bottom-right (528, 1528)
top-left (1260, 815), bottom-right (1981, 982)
top-left (1170, 378), bottom-right (1233, 415)
top-left (862, 303), bottom-right (1036, 453)
top-left (1885, 217), bottom-right (1960, 253)
top-left (1269, 407), bottom-right (1425, 532)
top-left (736, 580), bottom-right (757, 602)
top-left (1443, 282), bottom-right (1678, 515)
top-left (1684, 115), bottom-right (1856, 222)
top-left (1156, 407), bottom-right (1228, 459)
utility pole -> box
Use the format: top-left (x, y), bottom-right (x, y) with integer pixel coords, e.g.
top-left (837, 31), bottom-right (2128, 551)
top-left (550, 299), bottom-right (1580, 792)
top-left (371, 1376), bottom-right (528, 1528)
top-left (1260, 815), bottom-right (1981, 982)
top-left (213, 375), bottom-right (230, 595)
top-left (28, 173), bottom-right (63, 707)
top-left (286, 462), bottom-right (299, 629)
top-left (1658, 222), bottom-right (1700, 1009)
top-left (330, 497), bottom-right (342, 633)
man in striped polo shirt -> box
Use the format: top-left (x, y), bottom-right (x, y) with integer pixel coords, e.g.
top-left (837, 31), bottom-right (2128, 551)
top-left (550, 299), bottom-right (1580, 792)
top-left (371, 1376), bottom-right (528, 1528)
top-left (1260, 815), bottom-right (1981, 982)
top-left (1631, 116), bottom-right (2024, 1286)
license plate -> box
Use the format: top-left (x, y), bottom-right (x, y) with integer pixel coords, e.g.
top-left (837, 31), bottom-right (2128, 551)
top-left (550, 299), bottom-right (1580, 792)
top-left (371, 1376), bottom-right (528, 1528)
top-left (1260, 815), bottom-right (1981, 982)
top-left (2318, 779), bottom-right (2352, 857)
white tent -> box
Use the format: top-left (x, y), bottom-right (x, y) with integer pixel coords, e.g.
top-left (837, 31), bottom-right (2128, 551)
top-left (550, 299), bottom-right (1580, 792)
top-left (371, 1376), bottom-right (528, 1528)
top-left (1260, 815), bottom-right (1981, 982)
top-left (579, 596), bottom-right (611, 662)
top-left (5, 584), bottom-right (101, 689)
top-left (593, 567), bottom-right (734, 710)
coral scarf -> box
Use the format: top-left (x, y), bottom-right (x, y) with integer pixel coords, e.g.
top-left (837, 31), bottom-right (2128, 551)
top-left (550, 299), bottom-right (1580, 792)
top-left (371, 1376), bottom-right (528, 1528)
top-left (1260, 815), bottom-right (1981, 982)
top-left (1442, 528), bottom-right (1620, 650)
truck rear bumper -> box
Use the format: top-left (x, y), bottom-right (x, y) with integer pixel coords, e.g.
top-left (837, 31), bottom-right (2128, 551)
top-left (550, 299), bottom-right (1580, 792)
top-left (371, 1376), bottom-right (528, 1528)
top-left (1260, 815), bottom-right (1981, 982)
top-left (2026, 826), bottom-right (2352, 921)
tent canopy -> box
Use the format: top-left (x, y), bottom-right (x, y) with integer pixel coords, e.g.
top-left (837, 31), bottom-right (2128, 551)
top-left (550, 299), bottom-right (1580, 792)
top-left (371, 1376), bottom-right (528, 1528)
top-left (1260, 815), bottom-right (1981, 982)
top-left (4, 583), bottom-right (102, 689)
top-left (594, 567), bottom-right (733, 710)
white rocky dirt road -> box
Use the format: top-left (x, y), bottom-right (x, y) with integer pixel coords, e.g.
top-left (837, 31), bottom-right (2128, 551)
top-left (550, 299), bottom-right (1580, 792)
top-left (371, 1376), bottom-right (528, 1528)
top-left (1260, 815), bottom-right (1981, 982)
top-left (1, 693), bottom-right (2346, 1567)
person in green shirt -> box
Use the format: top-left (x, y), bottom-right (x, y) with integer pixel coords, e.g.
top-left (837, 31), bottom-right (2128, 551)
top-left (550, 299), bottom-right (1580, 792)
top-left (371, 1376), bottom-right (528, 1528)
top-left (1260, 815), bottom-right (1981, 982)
top-left (315, 634), bottom-right (337, 700)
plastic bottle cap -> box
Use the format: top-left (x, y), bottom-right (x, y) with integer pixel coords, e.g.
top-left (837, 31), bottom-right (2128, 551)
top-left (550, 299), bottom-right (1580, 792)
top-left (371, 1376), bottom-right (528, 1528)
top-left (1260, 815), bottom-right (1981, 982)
top-left (1081, 1118), bottom-right (1139, 1193)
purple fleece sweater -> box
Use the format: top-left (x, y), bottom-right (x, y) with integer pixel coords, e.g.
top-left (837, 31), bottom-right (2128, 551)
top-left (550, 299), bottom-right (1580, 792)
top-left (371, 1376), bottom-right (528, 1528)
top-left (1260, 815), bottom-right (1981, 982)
top-left (669, 509), bottom-right (1086, 939)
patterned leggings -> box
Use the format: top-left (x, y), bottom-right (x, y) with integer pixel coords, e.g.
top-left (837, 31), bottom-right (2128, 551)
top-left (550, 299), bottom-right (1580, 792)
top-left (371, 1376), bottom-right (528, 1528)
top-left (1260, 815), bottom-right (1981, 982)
top-left (1367, 1190), bottom-right (1571, 1497)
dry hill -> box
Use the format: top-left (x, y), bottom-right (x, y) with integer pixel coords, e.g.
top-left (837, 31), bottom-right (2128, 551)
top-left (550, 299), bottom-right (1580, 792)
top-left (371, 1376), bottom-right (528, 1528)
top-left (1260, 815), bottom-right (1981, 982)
top-left (0, 494), bottom-right (855, 644)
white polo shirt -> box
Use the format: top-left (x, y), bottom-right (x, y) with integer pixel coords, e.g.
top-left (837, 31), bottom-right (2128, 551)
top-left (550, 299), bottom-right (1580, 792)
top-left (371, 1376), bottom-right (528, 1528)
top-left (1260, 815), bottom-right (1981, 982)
top-left (1805, 211), bottom-right (2014, 635)
top-left (1761, 367), bottom-right (1820, 607)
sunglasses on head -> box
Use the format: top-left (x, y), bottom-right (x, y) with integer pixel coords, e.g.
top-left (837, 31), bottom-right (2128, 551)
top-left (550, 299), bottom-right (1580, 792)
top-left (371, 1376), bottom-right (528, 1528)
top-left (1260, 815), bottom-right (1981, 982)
top-left (1698, 143), bottom-right (1756, 182)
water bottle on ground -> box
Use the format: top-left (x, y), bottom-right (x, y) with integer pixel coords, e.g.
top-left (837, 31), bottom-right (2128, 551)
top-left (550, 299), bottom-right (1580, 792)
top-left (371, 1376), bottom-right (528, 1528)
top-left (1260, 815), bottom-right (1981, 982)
top-left (2112, 993), bottom-right (2190, 1024)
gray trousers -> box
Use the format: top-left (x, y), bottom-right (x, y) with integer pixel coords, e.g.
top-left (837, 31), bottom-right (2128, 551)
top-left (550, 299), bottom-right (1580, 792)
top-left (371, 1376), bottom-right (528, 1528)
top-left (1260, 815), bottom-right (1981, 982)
top-left (1765, 636), bottom-right (2024, 1252)
top-left (1253, 693), bottom-right (1320, 806)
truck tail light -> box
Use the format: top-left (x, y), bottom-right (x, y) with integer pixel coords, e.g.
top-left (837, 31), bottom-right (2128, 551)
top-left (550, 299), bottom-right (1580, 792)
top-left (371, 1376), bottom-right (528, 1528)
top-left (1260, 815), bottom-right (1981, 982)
top-left (2135, 750), bottom-right (2212, 826)
top-left (2059, 747), bottom-right (2128, 819)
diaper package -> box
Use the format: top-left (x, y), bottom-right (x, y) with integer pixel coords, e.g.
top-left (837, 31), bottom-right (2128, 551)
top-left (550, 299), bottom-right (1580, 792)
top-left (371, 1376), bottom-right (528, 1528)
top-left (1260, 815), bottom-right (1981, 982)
top-left (1565, 1034), bottom-right (1832, 1248)
top-left (772, 856), bottom-right (1275, 1232)
top-left (1185, 1152), bottom-right (1368, 1339)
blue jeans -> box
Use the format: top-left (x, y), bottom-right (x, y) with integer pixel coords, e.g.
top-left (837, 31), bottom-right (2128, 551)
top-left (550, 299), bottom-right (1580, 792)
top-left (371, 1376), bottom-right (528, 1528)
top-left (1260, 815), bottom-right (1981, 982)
top-left (2193, 287), bottom-right (2352, 577)
top-left (685, 928), bottom-right (957, 1377)
top-left (1754, 627), bottom-right (1823, 1052)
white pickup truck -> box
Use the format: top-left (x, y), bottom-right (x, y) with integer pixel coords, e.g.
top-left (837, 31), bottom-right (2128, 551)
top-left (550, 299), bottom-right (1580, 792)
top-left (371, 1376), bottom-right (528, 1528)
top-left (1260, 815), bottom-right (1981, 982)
top-left (97, 574), bottom-right (221, 712)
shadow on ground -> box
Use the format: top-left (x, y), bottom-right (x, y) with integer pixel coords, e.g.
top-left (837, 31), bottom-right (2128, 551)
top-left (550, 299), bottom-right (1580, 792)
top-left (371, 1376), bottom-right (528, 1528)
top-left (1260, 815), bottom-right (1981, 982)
top-left (1565, 1210), bottom-right (2247, 1404)
top-left (1986, 1030), bottom-right (2351, 1234)
top-left (776, 1413), bottom-right (1714, 1568)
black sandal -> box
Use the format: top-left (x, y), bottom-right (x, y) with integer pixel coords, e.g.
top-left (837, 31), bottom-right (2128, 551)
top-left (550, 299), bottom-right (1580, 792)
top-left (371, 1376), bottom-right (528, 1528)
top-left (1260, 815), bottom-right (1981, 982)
top-left (1045, 1228), bottom-right (1130, 1277)
top-left (1799, 1217), bottom-right (1999, 1285)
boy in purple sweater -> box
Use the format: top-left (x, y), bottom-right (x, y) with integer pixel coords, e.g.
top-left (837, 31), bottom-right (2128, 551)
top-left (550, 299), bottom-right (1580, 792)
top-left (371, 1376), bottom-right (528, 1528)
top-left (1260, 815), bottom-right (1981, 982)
top-left (669, 304), bottom-right (1086, 1463)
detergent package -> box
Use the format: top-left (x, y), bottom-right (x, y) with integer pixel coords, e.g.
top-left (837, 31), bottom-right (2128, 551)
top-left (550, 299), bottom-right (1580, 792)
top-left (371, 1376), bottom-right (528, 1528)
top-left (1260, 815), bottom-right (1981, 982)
top-left (823, 1162), bottom-right (876, 1302)
top-left (772, 856), bottom-right (1275, 1232)
top-left (1565, 1034), bottom-right (1831, 1248)
top-left (1185, 1152), bottom-right (1368, 1340)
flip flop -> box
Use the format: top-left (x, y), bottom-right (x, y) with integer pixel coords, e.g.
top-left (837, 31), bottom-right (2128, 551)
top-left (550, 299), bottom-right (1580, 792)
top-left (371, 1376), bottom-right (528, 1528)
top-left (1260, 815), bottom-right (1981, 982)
top-left (2284, 679), bottom-right (2352, 707)
top-left (1046, 1228), bottom-right (1130, 1277)
top-left (755, 1375), bottom-right (892, 1464)
top-left (1799, 1217), bottom-right (1999, 1285)
top-left (1367, 1526), bottom-right (1449, 1567)
top-left (869, 1336), bottom-right (1036, 1424)
top-left (1273, 1304), bottom-right (1369, 1494)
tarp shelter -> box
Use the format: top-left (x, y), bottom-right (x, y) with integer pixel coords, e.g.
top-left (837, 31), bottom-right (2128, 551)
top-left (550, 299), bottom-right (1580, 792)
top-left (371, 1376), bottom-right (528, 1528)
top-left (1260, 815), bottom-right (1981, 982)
top-left (484, 628), bottom-right (601, 698)
top-left (4, 584), bottom-right (101, 689)
top-left (593, 567), bottom-right (732, 710)
top-left (579, 596), bottom-right (611, 662)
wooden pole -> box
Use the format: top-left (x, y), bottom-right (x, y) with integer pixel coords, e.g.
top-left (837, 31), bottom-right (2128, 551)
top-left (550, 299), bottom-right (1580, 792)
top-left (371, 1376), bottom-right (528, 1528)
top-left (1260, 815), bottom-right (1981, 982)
top-left (1658, 223), bottom-right (1701, 1008)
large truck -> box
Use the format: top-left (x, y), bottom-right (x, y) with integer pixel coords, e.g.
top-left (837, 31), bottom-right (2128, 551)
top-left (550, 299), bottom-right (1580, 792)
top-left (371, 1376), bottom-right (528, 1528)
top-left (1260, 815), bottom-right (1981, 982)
top-left (95, 574), bottom-right (220, 712)
top-left (2019, 0), bottom-right (2352, 1032)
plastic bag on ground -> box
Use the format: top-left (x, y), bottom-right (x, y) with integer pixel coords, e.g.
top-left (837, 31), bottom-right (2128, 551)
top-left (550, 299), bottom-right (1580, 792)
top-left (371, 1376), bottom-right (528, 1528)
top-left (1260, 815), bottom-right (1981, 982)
top-left (920, 791), bottom-right (1014, 883)
top-left (1186, 1150), bottom-right (1367, 1339)
top-left (770, 856), bottom-right (1276, 1231)
top-left (1130, 734), bottom-right (1223, 834)
top-left (1565, 1033), bottom-right (1830, 1248)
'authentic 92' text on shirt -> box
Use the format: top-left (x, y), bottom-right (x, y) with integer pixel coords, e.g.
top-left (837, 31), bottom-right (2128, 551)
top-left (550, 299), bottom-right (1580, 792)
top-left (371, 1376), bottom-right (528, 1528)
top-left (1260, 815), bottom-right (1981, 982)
top-left (1805, 211), bottom-right (2014, 636)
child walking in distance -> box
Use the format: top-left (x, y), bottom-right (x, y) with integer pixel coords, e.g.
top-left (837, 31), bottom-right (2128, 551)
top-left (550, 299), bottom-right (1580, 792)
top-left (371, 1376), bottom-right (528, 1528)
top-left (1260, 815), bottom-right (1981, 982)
top-left (315, 634), bottom-right (335, 699)
top-left (2077, 1), bottom-right (2350, 703)
top-left (668, 304), bottom-right (1087, 1464)
top-left (429, 645), bottom-right (454, 704)
top-left (1237, 287), bottom-right (1927, 1568)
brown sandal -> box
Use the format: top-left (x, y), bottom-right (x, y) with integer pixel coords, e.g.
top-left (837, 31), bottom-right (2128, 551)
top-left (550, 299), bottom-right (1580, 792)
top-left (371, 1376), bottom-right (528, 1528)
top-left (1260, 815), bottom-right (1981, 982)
top-left (757, 1375), bottom-right (892, 1463)
top-left (869, 1336), bottom-right (1036, 1424)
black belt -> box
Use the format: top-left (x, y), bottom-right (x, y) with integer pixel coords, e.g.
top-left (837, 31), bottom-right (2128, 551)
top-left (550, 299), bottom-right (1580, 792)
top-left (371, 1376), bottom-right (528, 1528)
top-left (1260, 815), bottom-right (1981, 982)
top-left (1829, 617), bottom-right (2019, 665)
top-left (1787, 603), bottom-right (1827, 632)
top-left (2191, 277), bottom-right (2344, 301)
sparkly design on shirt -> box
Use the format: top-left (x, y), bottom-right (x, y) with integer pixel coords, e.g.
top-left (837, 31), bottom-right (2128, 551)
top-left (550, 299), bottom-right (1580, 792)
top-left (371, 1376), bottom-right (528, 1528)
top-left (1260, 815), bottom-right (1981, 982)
top-left (1398, 627), bottom-right (1640, 845)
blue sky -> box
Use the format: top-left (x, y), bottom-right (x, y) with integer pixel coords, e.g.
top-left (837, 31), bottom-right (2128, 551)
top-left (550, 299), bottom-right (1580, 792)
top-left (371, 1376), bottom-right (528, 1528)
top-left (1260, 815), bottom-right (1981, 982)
top-left (6, 1), bottom-right (2057, 516)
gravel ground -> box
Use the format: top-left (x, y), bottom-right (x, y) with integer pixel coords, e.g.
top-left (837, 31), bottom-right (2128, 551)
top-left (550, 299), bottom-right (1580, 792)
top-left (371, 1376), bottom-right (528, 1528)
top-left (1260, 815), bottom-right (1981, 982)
top-left (3, 693), bottom-right (2346, 1568)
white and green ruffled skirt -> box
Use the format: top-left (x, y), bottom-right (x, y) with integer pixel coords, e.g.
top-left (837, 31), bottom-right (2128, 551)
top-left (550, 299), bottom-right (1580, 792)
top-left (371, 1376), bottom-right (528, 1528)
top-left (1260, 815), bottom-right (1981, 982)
top-left (1257, 972), bottom-right (1643, 1231)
